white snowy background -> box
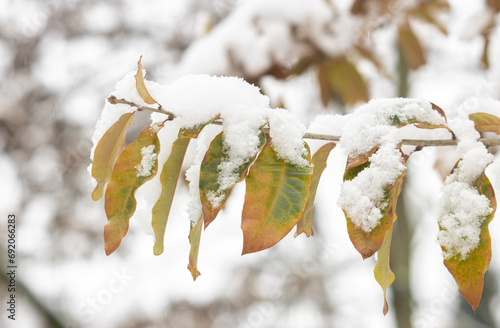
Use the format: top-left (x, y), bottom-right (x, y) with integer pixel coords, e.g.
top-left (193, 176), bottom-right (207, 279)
top-left (1, 0), bottom-right (500, 327)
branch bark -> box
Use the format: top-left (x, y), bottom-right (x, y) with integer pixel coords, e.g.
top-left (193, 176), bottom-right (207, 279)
top-left (107, 96), bottom-right (500, 147)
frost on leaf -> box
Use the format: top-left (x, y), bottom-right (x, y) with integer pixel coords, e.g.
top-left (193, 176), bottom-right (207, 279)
top-left (135, 145), bottom-right (157, 177)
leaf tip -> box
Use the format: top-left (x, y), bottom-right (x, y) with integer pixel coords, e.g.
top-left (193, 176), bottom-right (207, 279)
top-left (187, 264), bottom-right (201, 281)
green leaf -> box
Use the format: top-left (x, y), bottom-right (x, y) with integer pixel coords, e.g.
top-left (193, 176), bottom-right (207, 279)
top-left (469, 112), bottom-right (500, 134)
top-left (152, 137), bottom-right (191, 256)
top-left (103, 124), bottom-right (161, 255)
top-left (241, 139), bottom-right (313, 254)
top-left (374, 226), bottom-right (395, 316)
top-left (295, 143), bottom-right (335, 237)
top-left (91, 112), bottom-right (135, 201)
top-left (442, 170), bottom-right (496, 311)
top-left (179, 120), bottom-right (215, 139)
top-left (343, 150), bottom-right (406, 259)
top-left (324, 58), bottom-right (369, 106)
top-left (200, 131), bottom-right (266, 227)
top-left (398, 21), bottom-right (426, 70)
top-left (187, 216), bottom-right (203, 280)
top-left (135, 56), bottom-right (158, 105)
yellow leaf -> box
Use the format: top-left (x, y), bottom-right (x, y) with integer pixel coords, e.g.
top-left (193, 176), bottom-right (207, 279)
top-left (134, 56), bottom-right (158, 105)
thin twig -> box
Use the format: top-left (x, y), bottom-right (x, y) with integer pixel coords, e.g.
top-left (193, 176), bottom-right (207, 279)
top-left (107, 97), bottom-right (500, 147)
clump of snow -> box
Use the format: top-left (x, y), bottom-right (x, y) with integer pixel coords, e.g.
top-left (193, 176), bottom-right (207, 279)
top-left (309, 98), bottom-right (447, 232)
top-left (437, 111), bottom-right (494, 260)
top-left (268, 108), bottom-right (309, 167)
top-left (185, 125), bottom-right (223, 222)
top-left (136, 145), bottom-right (157, 177)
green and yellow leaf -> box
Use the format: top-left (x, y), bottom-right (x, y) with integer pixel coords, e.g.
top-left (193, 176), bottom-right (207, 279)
top-left (152, 137), bottom-right (191, 256)
top-left (135, 56), bottom-right (158, 105)
top-left (241, 139), bottom-right (313, 254)
top-left (200, 131), bottom-right (266, 227)
top-left (187, 216), bottom-right (203, 280)
top-left (325, 57), bottom-right (370, 106)
top-left (104, 124), bottom-right (161, 255)
top-left (343, 150), bottom-right (406, 259)
top-left (91, 112), bottom-right (135, 201)
top-left (442, 171), bottom-right (496, 311)
top-left (296, 142), bottom-right (335, 237)
top-left (469, 112), bottom-right (500, 134)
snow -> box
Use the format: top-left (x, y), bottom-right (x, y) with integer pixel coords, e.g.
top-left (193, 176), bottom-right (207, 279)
top-left (135, 145), bottom-right (157, 177)
top-left (436, 107), bottom-right (495, 260)
top-left (309, 98), bottom-right (447, 232)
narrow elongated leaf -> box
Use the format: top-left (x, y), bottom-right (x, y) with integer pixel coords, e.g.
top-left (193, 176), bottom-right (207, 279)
top-left (241, 140), bottom-right (313, 254)
top-left (374, 226), bottom-right (395, 316)
top-left (104, 125), bottom-right (161, 255)
top-left (325, 58), bottom-right (369, 106)
top-left (469, 112), bottom-right (500, 134)
top-left (398, 22), bottom-right (426, 70)
top-left (187, 216), bottom-right (203, 280)
top-left (91, 112), bottom-right (135, 201)
top-left (135, 56), bottom-right (157, 105)
top-left (442, 171), bottom-right (496, 311)
top-left (152, 137), bottom-right (191, 255)
top-left (200, 131), bottom-right (266, 227)
top-left (295, 143), bottom-right (335, 237)
top-left (343, 151), bottom-right (406, 259)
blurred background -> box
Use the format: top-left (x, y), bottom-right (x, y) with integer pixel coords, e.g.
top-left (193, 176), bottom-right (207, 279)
top-left (1, 0), bottom-right (500, 327)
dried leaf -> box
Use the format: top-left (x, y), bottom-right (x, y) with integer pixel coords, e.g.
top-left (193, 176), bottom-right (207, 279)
top-left (135, 56), bottom-right (158, 105)
top-left (325, 58), bottom-right (369, 106)
top-left (200, 130), bottom-right (266, 228)
top-left (296, 143), bottom-right (335, 237)
top-left (91, 112), bottom-right (135, 201)
top-left (241, 140), bottom-right (312, 254)
top-left (187, 216), bottom-right (203, 280)
top-left (103, 125), bottom-right (161, 255)
top-left (152, 137), bottom-right (191, 255)
top-left (469, 112), bottom-right (500, 134)
top-left (442, 170), bottom-right (496, 311)
top-left (398, 22), bottom-right (426, 70)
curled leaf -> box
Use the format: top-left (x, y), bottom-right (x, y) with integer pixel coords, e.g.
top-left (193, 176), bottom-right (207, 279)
top-left (91, 112), bottom-right (135, 201)
top-left (187, 216), bottom-right (203, 280)
top-left (469, 112), bottom-right (500, 134)
top-left (135, 56), bottom-right (158, 105)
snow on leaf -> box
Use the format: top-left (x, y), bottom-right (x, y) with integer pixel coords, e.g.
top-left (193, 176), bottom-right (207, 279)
top-left (398, 21), bottom-right (426, 70)
top-left (152, 137), bottom-right (190, 256)
top-left (91, 112), bottom-right (135, 201)
top-left (295, 143), bottom-right (335, 237)
top-left (374, 226), bottom-right (395, 316)
top-left (241, 139), bottom-right (312, 254)
top-left (103, 125), bottom-right (161, 255)
top-left (187, 216), bottom-right (203, 280)
top-left (134, 56), bottom-right (158, 105)
top-left (179, 119), bottom-right (215, 139)
top-left (441, 170), bottom-right (496, 311)
top-left (341, 148), bottom-right (406, 259)
top-left (200, 130), bottom-right (266, 228)
top-left (469, 112), bottom-right (500, 134)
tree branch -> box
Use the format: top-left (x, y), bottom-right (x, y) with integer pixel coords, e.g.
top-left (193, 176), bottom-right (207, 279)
top-left (108, 96), bottom-right (500, 147)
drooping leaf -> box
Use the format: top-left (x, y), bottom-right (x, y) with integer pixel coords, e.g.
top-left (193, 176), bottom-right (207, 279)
top-left (135, 56), bottom-right (158, 105)
top-left (374, 226), bottom-right (395, 316)
top-left (296, 143), bottom-right (335, 237)
top-left (241, 139), bottom-right (313, 254)
top-left (91, 112), bottom-right (135, 201)
top-left (343, 149), bottom-right (406, 259)
top-left (152, 137), bottom-right (191, 255)
top-left (325, 57), bottom-right (370, 106)
top-left (200, 130), bottom-right (266, 227)
top-left (469, 112), bottom-right (500, 134)
top-left (187, 216), bottom-right (203, 280)
top-left (442, 170), bottom-right (496, 311)
top-left (104, 124), bottom-right (161, 255)
top-left (398, 22), bottom-right (426, 70)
